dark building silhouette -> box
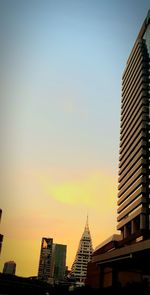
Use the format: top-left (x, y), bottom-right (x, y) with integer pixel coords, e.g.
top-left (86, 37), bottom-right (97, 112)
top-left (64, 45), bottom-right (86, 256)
top-left (38, 237), bottom-right (53, 282)
top-left (86, 10), bottom-right (150, 289)
top-left (52, 243), bottom-right (67, 282)
top-left (38, 237), bottom-right (67, 284)
top-left (0, 209), bottom-right (4, 254)
top-left (3, 261), bottom-right (16, 275)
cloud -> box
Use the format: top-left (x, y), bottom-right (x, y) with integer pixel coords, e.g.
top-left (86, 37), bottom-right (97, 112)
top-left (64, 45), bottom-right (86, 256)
top-left (37, 170), bottom-right (117, 209)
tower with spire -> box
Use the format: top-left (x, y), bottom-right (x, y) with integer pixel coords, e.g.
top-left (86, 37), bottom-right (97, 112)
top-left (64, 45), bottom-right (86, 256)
top-left (70, 216), bottom-right (93, 283)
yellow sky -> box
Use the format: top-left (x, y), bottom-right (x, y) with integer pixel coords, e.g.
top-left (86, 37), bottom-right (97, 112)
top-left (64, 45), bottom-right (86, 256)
top-left (0, 167), bottom-right (118, 277)
top-left (1, 0), bottom-right (150, 280)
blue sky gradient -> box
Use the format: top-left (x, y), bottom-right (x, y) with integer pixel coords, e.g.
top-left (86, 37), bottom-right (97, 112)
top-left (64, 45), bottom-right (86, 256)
top-left (0, 0), bottom-right (150, 276)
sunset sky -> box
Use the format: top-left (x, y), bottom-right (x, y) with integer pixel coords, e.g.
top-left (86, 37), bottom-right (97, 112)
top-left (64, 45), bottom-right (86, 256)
top-left (0, 0), bottom-right (150, 277)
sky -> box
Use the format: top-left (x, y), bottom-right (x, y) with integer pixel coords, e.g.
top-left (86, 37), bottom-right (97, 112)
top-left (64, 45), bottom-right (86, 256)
top-left (0, 0), bottom-right (150, 277)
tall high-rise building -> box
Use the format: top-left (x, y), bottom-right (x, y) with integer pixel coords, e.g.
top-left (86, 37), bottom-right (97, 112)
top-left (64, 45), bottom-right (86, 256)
top-left (71, 217), bottom-right (93, 283)
top-left (38, 237), bottom-right (53, 282)
top-left (86, 10), bottom-right (150, 289)
top-left (117, 10), bottom-right (150, 243)
top-left (3, 261), bottom-right (16, 275)
top-left (52, 243), bottom-right (67, 282)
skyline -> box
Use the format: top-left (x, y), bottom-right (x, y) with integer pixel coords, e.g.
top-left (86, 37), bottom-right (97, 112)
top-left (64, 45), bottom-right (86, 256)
top-left (0, 0), bottom-right (150, 277)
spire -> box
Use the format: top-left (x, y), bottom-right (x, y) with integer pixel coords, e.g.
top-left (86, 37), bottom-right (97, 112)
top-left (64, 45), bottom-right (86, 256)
top-left (71, 216), bottom-right (93, 283)
top-left (82, 214), bottom-right (90, 239)
top-left (85, 214), bottom-right (89, 229)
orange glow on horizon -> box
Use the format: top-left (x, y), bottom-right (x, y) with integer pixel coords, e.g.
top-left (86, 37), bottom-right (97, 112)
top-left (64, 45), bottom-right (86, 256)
top-left (0, 168), bottom-right (118, 277)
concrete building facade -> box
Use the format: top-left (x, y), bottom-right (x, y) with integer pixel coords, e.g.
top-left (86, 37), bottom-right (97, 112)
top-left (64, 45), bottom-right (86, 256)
top-left (117, 10), bottom-right (150, 244)
top-left (86, 10), bottom-right (150, 290)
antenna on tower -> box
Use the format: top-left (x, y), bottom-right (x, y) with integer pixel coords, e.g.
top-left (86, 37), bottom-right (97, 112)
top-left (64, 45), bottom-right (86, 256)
top-left (85, 213), bottom-right (89, 228)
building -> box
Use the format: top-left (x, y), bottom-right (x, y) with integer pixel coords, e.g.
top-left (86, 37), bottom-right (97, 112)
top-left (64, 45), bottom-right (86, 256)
top-left (0, 209), bottom-right (4, 254)
top-left (3, 261), bottom-right (16, 275)
top-left (70, 217), bottom-right (93, 283)
top-left (117, 10), bottom-right (150, 245)
top-left (52, 243), bottom-right (67, 282)
top-left (38, 237), bottom-right (67, 284)
top-left (86, 10), bottom-right (150, 289)
top-left (38, 237), bottom-right (53, 282)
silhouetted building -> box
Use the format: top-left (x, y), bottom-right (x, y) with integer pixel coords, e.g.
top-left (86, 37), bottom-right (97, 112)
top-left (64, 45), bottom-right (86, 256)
top-left (38, 237), bottom-right (67, 284)
top-left (3, 261), bottom-right (16, 275)
top-left (86, 10), bottom-right (150, 290)
top-left (0, 209), bottom-right (4, 254)
top-left (71, 216), bottom-right (93, 283)
top-left (38, 237), bottom-right (53, 282)
top-left (52, 243), bottom-right (67, 282)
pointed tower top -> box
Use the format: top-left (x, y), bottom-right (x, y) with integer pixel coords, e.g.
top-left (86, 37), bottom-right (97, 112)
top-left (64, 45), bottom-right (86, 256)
top-left (85, 214), bottom-right (89, 229)
top-left (71, 214), bottom-right (93, 281)
top-left (81, 214), bottom-right (91, 240)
